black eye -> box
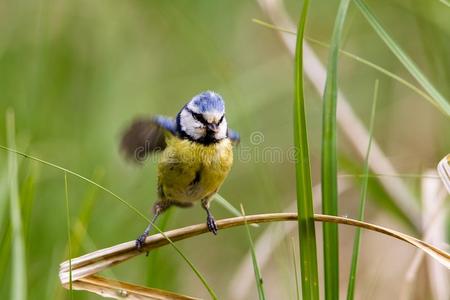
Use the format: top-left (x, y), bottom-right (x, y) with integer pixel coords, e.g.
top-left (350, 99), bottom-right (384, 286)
top-left (218, 114), bottom-right (224, 124)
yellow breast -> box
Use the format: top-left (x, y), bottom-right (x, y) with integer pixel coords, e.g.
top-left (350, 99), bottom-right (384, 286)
top-left (157, 135), bottom-right (233, 202)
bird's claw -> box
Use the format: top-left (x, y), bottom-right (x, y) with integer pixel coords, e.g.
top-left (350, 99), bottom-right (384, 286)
top-left (207, 214), bottom-right (218, 235)
top-left (136, 233), bottom-right (148, 250)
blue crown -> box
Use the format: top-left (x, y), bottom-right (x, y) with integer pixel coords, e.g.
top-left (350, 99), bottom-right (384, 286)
top-left (191, 91), bottom-right (225, 113)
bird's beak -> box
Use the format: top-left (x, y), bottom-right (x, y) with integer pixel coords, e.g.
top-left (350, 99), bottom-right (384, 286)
top-left (207, 123), bottom-right (219, 133)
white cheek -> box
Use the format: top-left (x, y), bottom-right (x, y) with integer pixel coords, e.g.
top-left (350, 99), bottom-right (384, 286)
top-left (215, 119), bottom-right (228, 140)
top-left (180, 110), bottom-right (205, 139)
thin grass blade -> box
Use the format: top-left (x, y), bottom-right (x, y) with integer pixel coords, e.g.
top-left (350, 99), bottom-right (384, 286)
top-left (354, 0), bottom-right (450, 117)
top-left (321, 0), bottom-right (351, 298)
top-left (214, 194), bottom-right (258, 227)
top-left (240, 204), bottom-right (266, 300)
top-left (293, 0), bottom-right (319, 299)
top-left (6, 109), bottom-right (27, 300)
top-left (71, 168), bottom-right (103, 257)
top-left (346, 80), bottom-right (379, 300)
top-left (146, 208), bottom-right (173, 287)
top-left (64, 172), bottom-right (74, 298)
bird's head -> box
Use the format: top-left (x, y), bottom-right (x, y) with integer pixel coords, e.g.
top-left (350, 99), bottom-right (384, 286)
top-left (177, 91), bottom-right (228, 144)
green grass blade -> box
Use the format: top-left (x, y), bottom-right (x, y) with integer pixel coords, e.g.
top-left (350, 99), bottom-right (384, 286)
top-left (6, 109), bottom-right (27, 300)
top-left (64, 172), bottom-right (73, 299)
top-left (354, 0), bottom-right (450, 117)
top-left (339, 158), bottom-right (417, 232)
top-left (321, 1), bottom-right (351, 298)
top-left (0, 145), bottom-right (218, 299)
top-left (214, 193), bottom-right (244, 217)
top-left (293, 0), bottom-right (319, 299)
top-left (346, 80), bottom-right (379, 300)
top-left (161, 233), bottom-right (218, 299)
top-left (214, 193), bottom-right (258, 227)
top-left (146, 208), bottom-right (173, 287)
top-left (240, 204), bottom-right (266, 300)
top-left (71, 168), bottom-right (103, 257)
top-left (52, 169), bottom-right (102, 299)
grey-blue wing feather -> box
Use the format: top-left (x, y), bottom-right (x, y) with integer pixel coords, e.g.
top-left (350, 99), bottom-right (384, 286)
top-left (227, 129), bottom-right (240, 144)
top-left (153, 116), bottom-right (177, 135)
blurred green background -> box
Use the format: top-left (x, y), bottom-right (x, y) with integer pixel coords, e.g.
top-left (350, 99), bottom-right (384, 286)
top-left (0, 0), bottom-right (449, 299)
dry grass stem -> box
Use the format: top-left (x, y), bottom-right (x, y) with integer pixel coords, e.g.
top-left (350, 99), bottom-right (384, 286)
top-left (69, 275), bottom-right (200, 300)
top-left (401, 170), bottom-right (449, 300)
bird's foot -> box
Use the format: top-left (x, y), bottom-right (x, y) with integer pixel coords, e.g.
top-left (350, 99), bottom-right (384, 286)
top-left (135, 233), bottom-right (148, 250)
top-left (206, 214), bottom-right (218, 235)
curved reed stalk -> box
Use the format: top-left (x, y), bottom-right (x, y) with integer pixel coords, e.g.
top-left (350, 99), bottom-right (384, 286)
top-left (59, 213), bottom-right (449, 298)
top-left (70, 275), bottom-right (200, 300)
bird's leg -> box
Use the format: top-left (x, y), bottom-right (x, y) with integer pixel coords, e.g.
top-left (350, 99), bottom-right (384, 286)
top-left (136, 200), bottom-right (171, 250)
top-left (201, 198), bottom-right (218, 235)
top-left (135, 211), bottom-right (159, 250)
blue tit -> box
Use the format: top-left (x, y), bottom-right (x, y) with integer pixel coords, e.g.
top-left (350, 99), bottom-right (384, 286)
top-left (120, 91), bottom-right (240, 249)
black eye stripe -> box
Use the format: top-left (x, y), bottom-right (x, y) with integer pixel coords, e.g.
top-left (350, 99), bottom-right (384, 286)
top-left (186, 108), bottom-right (207, 124)
top-left (194, 113), bottom-right (207, 124)
top-left (186, 107), bottom-right (224, 126)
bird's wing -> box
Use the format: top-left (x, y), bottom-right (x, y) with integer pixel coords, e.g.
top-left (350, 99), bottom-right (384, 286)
top-left (227, 128), bottom-right (240, 145)
top-left (120, 116), bottom-right (176, 163)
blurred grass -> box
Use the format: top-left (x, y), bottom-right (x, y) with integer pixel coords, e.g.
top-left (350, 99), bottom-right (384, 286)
top-left (0, 145), bottom-right (218, 299)
top-left (0, 0), bottom-right (448, 299)
top-left (320, 0), bottom-right (350, 298)
top-left (290, 237), bottom-right (300, 300)
top-left (252, 18), bottom-right (444, 116)
top-left (6, 110), bottom-right (27, 300)
top-left (0, 168), bottom-right (8, 228)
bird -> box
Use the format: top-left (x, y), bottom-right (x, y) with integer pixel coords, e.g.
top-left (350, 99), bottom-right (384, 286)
top-left (120, 91), bottom-right (240, 250)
